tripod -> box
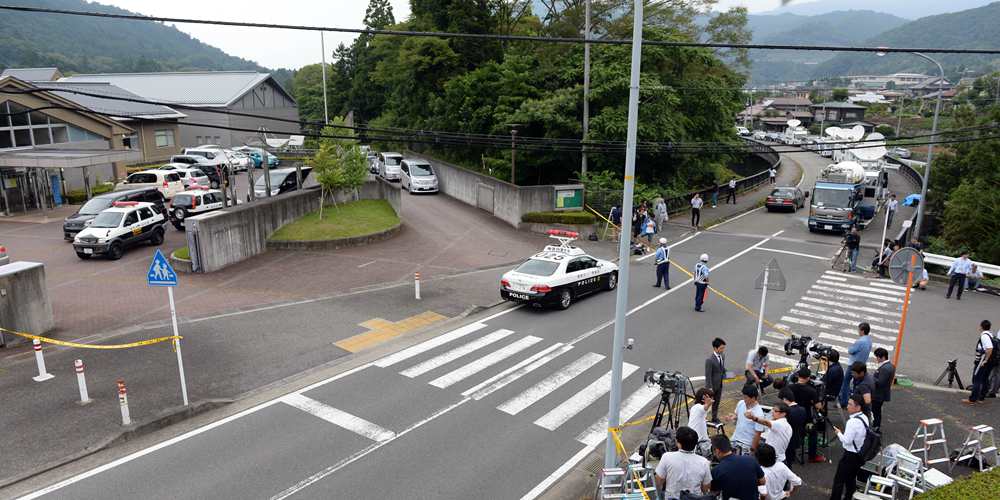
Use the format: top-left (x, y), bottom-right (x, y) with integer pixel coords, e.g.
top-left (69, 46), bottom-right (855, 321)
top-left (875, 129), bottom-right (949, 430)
top-left (934, 359), bottom-right (964, 389)
top-left (650, 385), bottom-right (692, 432)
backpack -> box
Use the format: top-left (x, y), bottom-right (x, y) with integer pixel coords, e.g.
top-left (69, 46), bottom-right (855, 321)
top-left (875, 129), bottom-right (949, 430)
top-left (982, 335), bottom-right (1000, 369)
top-left (853, 415), bottom-right (882, 462)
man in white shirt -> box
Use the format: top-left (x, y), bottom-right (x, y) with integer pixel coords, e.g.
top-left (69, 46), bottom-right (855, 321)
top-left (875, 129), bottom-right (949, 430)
top-left (690, 193), bottom-right (703, 228)
top-left (830, 394), bottom-right (870, 500)
top-left (655, 426), bottom-right (712, 500)
top-left (687, 387), bottom-right (714, 444)
top-left (769, 167), bottom-right (777, 184)
top-left (732, 385), bottom-right (766, 454)
top-left (745, 346), bottom-right (772, 391)
top-left (886, 193), bottom-right (898, 229)
top-left (964, 320), bottom-right (996, 404)
top-left (726, 178), bottom-right (737, 204)
top-left (756, 444), bottom-right (802, 499)
top-left (946, 251), bottom-right (973, 300)
top-left (746, 402), bottom-right (793, 463)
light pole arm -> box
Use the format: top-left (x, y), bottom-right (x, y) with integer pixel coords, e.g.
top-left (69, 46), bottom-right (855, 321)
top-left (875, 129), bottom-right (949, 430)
top-left (910, 52), bottom-right (944, 239)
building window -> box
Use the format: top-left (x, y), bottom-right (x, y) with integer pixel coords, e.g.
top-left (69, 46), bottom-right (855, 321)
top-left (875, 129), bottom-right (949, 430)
top-left (196, 136), bottom-right (204, 145)
top-left (0, 130), bottom-right (12, 149)
top-left (126, 132), bottom-right (139, 149)
top-left (32, 128), bottom-right (52, 145)
top-left (51, 126), bottom-right (69, 144)
top-left (155, 129), bottom-right (175, 148)
top-left (13, 129), bottom-right (32, 147)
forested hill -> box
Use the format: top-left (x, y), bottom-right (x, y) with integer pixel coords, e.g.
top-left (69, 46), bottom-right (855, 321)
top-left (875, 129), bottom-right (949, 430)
top-left (0, 0), bottom-right (264, 74)
top-left (814, 2), bottom-right (1000, 78)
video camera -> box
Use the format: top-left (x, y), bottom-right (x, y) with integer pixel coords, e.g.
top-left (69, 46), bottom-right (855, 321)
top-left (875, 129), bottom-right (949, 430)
top-left (784, 334), bottom-right (837, 361)
top-left (644, 370), bottom-right (687, 394)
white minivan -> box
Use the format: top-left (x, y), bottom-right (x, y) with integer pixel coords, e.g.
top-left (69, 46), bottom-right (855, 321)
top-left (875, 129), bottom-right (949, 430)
top-left (114, 170), bottom-right (185, 199)
top-left (378, 152), bottom-right (404, 181)
top-left (400, 159), bottom-right (439, 194)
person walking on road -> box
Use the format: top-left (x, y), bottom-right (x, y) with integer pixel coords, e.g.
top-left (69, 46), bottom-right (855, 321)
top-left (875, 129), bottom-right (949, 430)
top-left (654, 197), bottom-right (668, 230)
top-left (872, 347), bottom-right (894, 430)
top-left (829, 394), bottom-right (870, 500)
top-left (769, 167), bottom-right (777, 185)
top-left (694, 254), bottom-right (710, 312)
top-left (963, 320), bottom-right (996, 405)
top-left (654, 238), bottom-right (670, 289)
top-left (690, 193), bottom-right (704, 228)
top-left (705, 337), bottom-right (726, 422)
top-left (643, 217), bottom-right (657, 245)
top-left (885, 193), bottom-right (898, 229)
top-left (726, 178), bottom-right (738, 204)
top-left (844, 227), bottom-right (861, 273)
top-left (839, 322), bottom-right (872, 408)
top-left (946, 251), bottom-right (973, 300)
top-left (711, 183), bottom-right (719, 208)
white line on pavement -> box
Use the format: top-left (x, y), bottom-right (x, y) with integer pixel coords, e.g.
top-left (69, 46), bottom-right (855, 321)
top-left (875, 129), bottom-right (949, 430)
top-left (811, 284), bottom-right (903, 303)
top-left (496, 352), bottom-right (605, 415)
top-left (637, 230), bottom-right (704, 261)
top-left (867, 281), bottom-right (908, 291)
top-left (520, 445), bottom-right (595, 500)
top-left (775, 322), bottom-right (896, 344)
top-left (815, 279), bottom-right (904, 297)
top-left (824, 270), bottom-right (893, 283)
top-left (818, 275), bottom-right (848, 282)
top-left (799, 296), bottom-right (901, 318)
top-left (281, 394), bottom-right (396, 442)
top-left (792, 302), bottom-right (900, 326)
top-left (400, 329), bottom-right (514, 378)
top-left (429, 336), bottom-right (542, 389)
top-left (806, 288), bottom-right (895, 309)
top-left (816, 332), bottom-right (895, 352)
top-left (356, 260), bottom-right (377, 268)
top-left (576, 385), bottom-right (660, 446)
top-left (787, 309), bottom-right (899, 334)
top-left (755, 246), bottom-right (829, 260)
top-left (464, 344), bottom-right (573, 399)
top-left (705, 206), bottom-right (764, 230)
top-left (373, 322), bottom-right (488, 368)
top-left (534, 364), bottom-right (639, 431)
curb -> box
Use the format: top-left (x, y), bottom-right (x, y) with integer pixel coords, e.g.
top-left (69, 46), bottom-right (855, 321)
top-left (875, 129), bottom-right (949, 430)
top-left (266, 222), bottom-right (401, 251)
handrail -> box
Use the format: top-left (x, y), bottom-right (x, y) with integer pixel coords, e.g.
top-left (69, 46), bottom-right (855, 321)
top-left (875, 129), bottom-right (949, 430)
top-left (923, 253), bottom-right (1000, 277)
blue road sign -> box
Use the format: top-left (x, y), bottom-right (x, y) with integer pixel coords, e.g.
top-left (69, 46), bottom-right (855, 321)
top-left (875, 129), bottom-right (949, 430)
top-left (147, 249), bottom-right (178, 287)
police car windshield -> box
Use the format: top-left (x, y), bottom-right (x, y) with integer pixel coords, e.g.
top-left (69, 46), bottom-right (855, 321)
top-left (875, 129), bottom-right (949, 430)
top-left (90, 211), bottom-right (124, 228)
top-left (515, 259), bottom-right (560, 276)
top-left (79, 197), bottom-right (115, 215)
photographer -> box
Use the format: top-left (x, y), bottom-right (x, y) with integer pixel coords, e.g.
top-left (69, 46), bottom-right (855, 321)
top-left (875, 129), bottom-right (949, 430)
top-left (779, 388), bottom-right (807, 467)
top-left (745, 346), bottom-right (773, 393)
top-left (821, 350), bottom-right (844, 404)
top-left (654, 426), bottom-right (712, 500)
top-left (746, 402), bottom-right (793, 464)
top-left (732, 385), bottom-right (766, 455)
top-left (790, 368), bottom-right (826, 463)
top-left (688, 388), bottom-right (714, 444)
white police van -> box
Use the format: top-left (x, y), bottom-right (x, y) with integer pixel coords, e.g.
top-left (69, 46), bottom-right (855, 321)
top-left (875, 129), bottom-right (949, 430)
top-left (72, 201), bottom-right (166, 260)
top-left (500, 230), bottom-right (618, 309)
top-left (169, 186), bottom-right (225, 230)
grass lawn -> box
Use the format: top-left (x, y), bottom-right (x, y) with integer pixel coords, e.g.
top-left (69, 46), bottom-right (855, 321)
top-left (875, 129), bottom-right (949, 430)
top-left (172, 247), bottom-right (190, 260)
top-left (270, 199), bottom-right (399, 241)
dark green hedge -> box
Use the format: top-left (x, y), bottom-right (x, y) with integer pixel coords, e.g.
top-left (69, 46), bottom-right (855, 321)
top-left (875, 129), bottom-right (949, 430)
top-left (65, 183), bottom-right (114, 205)
top-left (522, 211), bottom-right (597, 225)
top-left (916, 467), bottom-right (1000, 499)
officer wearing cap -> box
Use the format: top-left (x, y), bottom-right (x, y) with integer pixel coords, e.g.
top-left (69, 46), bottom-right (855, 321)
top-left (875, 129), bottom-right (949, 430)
top-left (694, 254), bottom-right (710, 312)
top-left (654, 238), bottom-right (670, 288)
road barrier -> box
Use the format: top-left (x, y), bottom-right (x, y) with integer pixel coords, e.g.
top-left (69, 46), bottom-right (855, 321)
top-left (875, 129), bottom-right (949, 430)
top-left (31, 338), bottom-right (54, 382)
top-left (75, 359), bottom-right (91, 405)
top-left (414, 272), bottom-right (421, 300)
top-left (117, 379), bottom-right (131, 426)
top-left (0, 326), bottom-right (180, 349)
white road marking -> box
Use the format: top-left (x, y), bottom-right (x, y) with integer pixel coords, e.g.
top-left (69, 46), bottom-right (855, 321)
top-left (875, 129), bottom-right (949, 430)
top-left (576, 385), bottom-right (660, 446)
top-left (799, 296), bottom-right (901, 318)
top-left (787, 309), bottom-right (899, 334)
top-left (519, 445), bottom-right (595, 500)
top-left (818, 275), bottom-right (848, 282)
top-left (534, 363), bottom-right (640, 431)
top-left (636, 230), bottom-right (704, 261)
top-left (817, 332), bottom-right (895, 352)
top-left (356, 260), bottom-right (377, 268)
top-left (792, 303), bottom-right (900, 326)
top-left (400, 329), bottom-right (515, 378)
top-left (374, 322), bottom-right (488, 368)
top-left (867, 281), bottom-right (908, 291)
top-left (281, 393), bottom-right (395, 442)
top-left (815, 279), bottom-right (904, 297)
top-left (824, 270), bottom-right (893, 283)
top-left (497, 353), bottom-right (605, 415)
top-left (705, 206), bottom-right (764, 230)
top-left (775, 322), bottom-right (895, 344)
top-left (811, 284), bottom-right (903, 303)
top-left (464, 344), bottom-right (573, 399)
top-left (755, 246), bottom-right (828, 260)
top-left (766, 354), bottom-right (802, 367)
top-left (429, 336), bottom-right (542, 389)
top-left (806, 288), bottom-right (895, 309)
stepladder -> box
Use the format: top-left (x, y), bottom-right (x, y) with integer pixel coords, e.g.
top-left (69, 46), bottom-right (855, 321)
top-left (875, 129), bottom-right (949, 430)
top-left (908, 418), bottom-right (950, 466)
top-left (951, 425), bottom-right (997, 472)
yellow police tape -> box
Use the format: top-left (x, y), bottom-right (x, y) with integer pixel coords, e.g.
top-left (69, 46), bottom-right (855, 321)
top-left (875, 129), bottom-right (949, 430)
top-left (609, 426), bottom-right (652, 500)
top-left (1, 326), bottom-right (181, 349)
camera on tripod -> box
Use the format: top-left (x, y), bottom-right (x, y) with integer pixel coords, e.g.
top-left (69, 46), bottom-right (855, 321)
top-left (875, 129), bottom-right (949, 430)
top-left (644, 370), bottom-right (686, 394)
top-left (784, 334), bottom-right (837, 361)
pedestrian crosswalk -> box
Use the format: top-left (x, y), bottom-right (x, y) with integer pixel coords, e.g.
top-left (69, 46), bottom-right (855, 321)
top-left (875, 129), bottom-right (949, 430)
top-left (762, 270), bottom-right (905, 371)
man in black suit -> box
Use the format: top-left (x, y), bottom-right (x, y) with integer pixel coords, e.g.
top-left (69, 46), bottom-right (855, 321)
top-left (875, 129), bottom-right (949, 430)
top-left (779, 387), bottom-right (807, 467)
top-left (705, 337), bottom-right (727, 422)
top-left (872, 347), bottom-right (895, 430)
top-left (790, 368), bottom-right (826, 463)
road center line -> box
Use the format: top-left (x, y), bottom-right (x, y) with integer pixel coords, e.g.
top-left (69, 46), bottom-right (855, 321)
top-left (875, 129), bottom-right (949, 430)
top-left (755, 246), bottom-right (828, 261)
top-left (636, 230), bottom-right (703, 261)
top-left (356, 260), bottom-right (377, 268)
top-left (281, 394), bottom-right (396, 442)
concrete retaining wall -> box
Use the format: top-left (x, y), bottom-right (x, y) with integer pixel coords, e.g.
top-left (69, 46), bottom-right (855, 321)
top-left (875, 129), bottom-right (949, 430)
top-left (0, 262), bottom-right (54, 346)
top-left (186, 179), bottom-right (398, 273)
top-left (267, 222), bottom-right (401, 251)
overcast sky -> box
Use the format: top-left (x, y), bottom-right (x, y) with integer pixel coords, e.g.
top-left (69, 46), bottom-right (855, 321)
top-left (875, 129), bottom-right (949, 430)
top-left (99, 1), bottom-right (797, 69)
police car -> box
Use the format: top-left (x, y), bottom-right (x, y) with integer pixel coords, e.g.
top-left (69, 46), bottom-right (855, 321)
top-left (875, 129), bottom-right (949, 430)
top-left (500, 230), bottom-right (618, 309)
top-left (72, 201), bottom-right (167, 260)
top-left (168, 186), bottom-right (226, 230)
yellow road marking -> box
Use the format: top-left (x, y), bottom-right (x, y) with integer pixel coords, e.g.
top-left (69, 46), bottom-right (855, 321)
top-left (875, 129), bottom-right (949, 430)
top-left (335, 311), bottom-right (448, 353)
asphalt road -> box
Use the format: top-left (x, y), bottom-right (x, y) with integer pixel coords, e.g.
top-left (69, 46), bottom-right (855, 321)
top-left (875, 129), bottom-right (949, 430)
top-left (13, 151), bottom-right (974, 500)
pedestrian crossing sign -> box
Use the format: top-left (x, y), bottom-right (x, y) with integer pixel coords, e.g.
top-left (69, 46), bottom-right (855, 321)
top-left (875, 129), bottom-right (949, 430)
top-left (753, 258), bottom-right (786, 291)
top-left (147, 249), bottom-right (178, 287)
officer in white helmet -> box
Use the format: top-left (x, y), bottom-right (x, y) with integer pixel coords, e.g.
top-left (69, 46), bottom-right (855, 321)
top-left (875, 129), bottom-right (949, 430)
top-left (653, 237), bottom-right (670, 288)
top-left (694, 253), bottom-right (710, 312)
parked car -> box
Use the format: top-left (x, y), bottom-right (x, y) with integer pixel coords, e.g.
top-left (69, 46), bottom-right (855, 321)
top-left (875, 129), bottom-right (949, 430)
top-left (765, 186), bottom-right (807, 212)
top-left (248, 167), bottom-right (316, 200)
top-left (736, 126), bottom-right (750, 136)
top-left (364, 147), bottom-right (379, 174)
top-left (232, 146), bottom-right (280, 169)
top-left (168, 187), bottom-right (226, 230)
top-left (889, 147), bottom-right (911, 159)
top-left (174, 167), bottom-right (211, 189)
top-left (72, 201), bottom-right (167, 260)
top-left (753, 131), bottom-right (767, 141)
top-left (400, 159), bottom-right (439, 194)
top-left (378, 152), bottom-right (404, 181)
top-left (115, 170), bottom-right (185, 200)
top-left (225, 149), bottom-right (253, 172)
top-left (169, 154), bottom-right (224, 188)
top-left (63, 188), bottom-right (165, 240)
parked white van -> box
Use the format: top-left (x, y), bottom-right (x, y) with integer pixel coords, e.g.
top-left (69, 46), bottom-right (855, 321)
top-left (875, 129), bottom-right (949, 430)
top-left (378, 152), bottom-right (404, 181)
top-left (115, 170), bottom-right (185, 200)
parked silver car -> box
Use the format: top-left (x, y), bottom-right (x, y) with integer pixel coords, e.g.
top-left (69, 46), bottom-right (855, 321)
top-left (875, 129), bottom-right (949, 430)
top-left (400, 159), bottom-right (439, 194)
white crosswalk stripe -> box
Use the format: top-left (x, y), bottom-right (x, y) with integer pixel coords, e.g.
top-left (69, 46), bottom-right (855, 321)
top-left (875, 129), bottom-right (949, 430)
top-left (811, 284), bottom-right (903, 303)
top-left (497, 353), bottom-right (605, 415)
top-left (429, 336), bottom-right (543, 389)
top-left (400, 329), bottom-right (514, 378)
top-left (282, 393), bottom-right (396, 442)
top-left (817, 332), bottom-right (894, 352)
top-left (790, 305), bottom-right (899, 328)
top-left (534, 364), bottom-right (639, 431)
top-left (825, 270), bottom-right (893, 283)
top-left (463, 343), bottom-right (572, 399)
top-left (787, 309), bottom-right (898, 334)
top-left (867, 282), bottom-right (907, 291)
top-left (815, 280), bottom-right (903, 297)
top-left (375, 322), bottom-right (488, 368)
top-left (806, 288), bottom-right (896, 309)
top-left (576, 385), bottom-right (660, 446)
top-left (775, 322), bottom-right (895, 344)
top-left (799, 296), bottom-right (901, 318)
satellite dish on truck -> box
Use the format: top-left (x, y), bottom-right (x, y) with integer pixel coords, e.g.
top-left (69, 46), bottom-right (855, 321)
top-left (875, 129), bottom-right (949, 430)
top-left (848, 125), bottom-right (865, 141)
top-left (824, 127), bottom-right (842, 138)
top-left (852, 132), bottom-right (887, 161)
top-left (787, 119), bottom-right (801, 128)
top-left (821, 161), bottom-right (866, 184)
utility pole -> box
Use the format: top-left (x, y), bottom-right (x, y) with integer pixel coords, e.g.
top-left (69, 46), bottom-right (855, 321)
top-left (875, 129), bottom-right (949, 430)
top-left (510, 127), bottom-right (519, 185)
top-left (995, 73), bottom-right (999, 107)
top-left (895, 96), bottom-right (903, 137)
top-left (604, 0), bottom-right (644, 470)
top-left (320, 32), bottom-right (330, 124)
top-left (581, 0), bottom-right (591, 177)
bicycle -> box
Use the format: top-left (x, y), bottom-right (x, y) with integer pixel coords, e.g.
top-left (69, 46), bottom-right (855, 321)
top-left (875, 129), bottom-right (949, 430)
top-left (831, 238), bottom-right (849, 272)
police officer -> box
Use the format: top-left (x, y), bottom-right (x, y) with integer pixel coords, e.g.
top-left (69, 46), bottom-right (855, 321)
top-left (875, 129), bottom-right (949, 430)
top-left (654, 238), bottom-right (670, 288)
top-left (694, 254), bottom-right (710, 312)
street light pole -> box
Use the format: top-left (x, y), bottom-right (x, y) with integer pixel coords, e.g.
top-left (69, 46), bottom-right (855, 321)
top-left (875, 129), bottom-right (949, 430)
top-left (320, 32), bottom-right (330, 124)
top-left (604, 0), bottom-right (644, 469)
top-left (581, 0), bottom-right (591, 177)
top-left (510, 128), bottom-right (518, 184)
top-left (909, 52), bottom-right (944, 238)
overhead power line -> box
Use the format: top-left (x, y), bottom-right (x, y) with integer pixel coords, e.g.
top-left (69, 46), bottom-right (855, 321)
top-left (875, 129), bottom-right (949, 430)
top-left (4, 4), bottom-right (1000, 55)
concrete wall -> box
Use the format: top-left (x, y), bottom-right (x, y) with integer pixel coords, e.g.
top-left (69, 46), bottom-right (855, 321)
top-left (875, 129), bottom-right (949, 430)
top-left (186, 179), bottom-right (398, 273)
top-left (175, 108), bottom-right (231, 149)
top-left (0, 262), bottom-right (54, 346)
top-left (134, 121), bottom-right (181, 163)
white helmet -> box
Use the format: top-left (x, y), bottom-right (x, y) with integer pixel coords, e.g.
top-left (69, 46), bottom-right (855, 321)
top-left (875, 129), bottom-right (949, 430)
top-left (659, 238), bottom-right (668, 245)
top-left (700, 253), bottom-right (709, 262)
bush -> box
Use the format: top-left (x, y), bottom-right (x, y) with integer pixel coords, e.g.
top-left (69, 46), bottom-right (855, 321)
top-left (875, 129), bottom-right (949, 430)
top-left (522, 211), bottom-right (597, 225)
top-left (64, 183), bottom-right (114, 204)
top-left (172, 247), bottom-right (190, 260)
top-left (916, 467), bottom-right (1000, 499)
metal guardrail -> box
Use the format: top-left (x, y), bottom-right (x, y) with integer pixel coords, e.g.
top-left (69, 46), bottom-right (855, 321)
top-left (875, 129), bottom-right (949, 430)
top-left (923, 253), bottom-right (1000, 277)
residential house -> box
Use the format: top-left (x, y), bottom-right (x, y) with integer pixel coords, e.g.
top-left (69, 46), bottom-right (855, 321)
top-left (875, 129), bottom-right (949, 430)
top-left (811, 101), bottom-right (867, 125)
top-left (0, 67), bottom-right (64, 82)
top-left (849, 73), bottom-right (930, 89)
top-left (906, 76), bottom-right (953, 97)
top-left (754, 97), bottom-right (814, 131)
top-left (60, 71), bottom-right (299, 149)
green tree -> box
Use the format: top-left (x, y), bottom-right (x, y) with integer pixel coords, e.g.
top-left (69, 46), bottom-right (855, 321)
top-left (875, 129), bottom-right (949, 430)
top-left (310, 120), bottom-right (368, 218)
top-left (832, 88), bottom-right (849, 101)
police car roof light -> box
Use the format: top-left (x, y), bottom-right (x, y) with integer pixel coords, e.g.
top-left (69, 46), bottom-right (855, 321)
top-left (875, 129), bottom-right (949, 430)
top-left (113, 201), bottom-right (139, 207)
top-left (546, 229), bottom-right (579, 248)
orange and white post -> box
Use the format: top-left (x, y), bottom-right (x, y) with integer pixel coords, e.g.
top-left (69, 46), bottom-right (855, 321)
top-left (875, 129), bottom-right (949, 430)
top-left (117, 379), bottom-right (132, 426)
top-left (415, 272), bottom-right (421, 300)
top-left (75, 359), bottom-right (91, 405)
top-left (31, 338), bottom-right (54, 382)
